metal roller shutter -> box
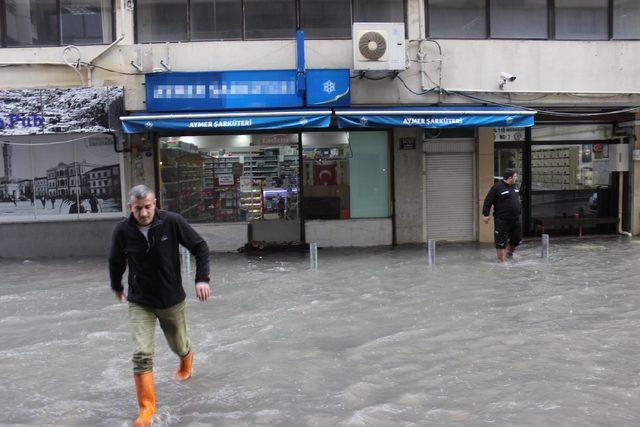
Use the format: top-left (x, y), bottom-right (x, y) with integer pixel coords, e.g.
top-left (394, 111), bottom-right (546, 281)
top-left (423, 139), bottom-right (475, 242)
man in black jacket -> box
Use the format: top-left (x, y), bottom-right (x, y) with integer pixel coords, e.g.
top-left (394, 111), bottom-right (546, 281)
top-left (482, 169), bottom-right (522, 263)
top-left (109, 184), bottom-right (210, 427)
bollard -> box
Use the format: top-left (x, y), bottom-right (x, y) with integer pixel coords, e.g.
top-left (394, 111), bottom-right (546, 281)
top-left (427, 239), bottom-right (436, 267)
top-left (309, 242), bottom-right (318, 270)
top-left (181, 246), bottom-right (192, 276)
top-left (541, 234), bottom-right (549, 260)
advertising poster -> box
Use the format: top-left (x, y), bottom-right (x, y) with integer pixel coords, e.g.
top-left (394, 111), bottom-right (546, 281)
top-left (0, 134), bottom-right (123, 220)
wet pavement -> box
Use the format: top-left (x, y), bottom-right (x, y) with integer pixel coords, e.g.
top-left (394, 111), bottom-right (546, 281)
top-left (1, 237), bottom-right (639, 426)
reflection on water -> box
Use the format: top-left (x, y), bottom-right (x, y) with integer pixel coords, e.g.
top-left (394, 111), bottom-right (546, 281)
top-left (1, 238), bottom-right (639, 426)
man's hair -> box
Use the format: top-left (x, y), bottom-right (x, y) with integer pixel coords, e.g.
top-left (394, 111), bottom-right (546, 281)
top-left (503, 168), bottom-right (517, 180)
top-left (128, 184), bottom-right (155, 200)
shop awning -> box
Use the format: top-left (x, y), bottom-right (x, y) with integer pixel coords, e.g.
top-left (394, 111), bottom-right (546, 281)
top-left (120, 109), bottom-right (332, 133)
top-left (334, 106), bottom-right (536, 128)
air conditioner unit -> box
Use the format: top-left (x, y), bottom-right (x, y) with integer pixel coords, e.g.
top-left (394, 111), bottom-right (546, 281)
top-left (353, 22), bottom-right (406, 71)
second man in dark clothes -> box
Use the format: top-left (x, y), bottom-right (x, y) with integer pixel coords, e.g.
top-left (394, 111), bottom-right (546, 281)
top-left (482, 168), bottom-right (522, 263)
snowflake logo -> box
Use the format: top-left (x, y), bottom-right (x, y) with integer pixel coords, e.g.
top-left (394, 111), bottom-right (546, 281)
top-left (144, 121), bottom-right (153, 129)
top-left (323, 80), bottom-right (336, 95)
top-left (299, 118), bottom-right (308, 125)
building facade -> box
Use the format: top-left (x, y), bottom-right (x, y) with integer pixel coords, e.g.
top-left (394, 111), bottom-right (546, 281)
top-left (0, 0), bottom-right (638, 257)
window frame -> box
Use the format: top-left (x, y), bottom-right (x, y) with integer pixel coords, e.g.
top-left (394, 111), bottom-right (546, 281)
top-left (0, 0), bottom-right (116, 48)
top-left (134, 0), bottom-right (407, 43)
top-left (426, 0), bottom-right (638, 41)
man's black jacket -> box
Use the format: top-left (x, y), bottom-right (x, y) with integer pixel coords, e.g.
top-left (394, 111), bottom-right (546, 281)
top-left (482, 180), bottom-right (522, 220)
top-left (109, 210), bottom-right (210, 309)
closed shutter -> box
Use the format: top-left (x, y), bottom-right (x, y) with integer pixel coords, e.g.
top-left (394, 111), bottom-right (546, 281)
top-left (424, 139), bottom-right (475, 242)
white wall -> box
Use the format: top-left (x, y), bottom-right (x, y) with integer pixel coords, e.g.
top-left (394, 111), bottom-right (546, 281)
top-left (305, 218), bottom-right (392, 247)
top-left (192, 223), bottom-right (248, 252)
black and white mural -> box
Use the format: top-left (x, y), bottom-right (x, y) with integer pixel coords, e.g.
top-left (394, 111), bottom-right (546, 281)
top-left (0, 86), bottom-right (123, 135)
top-left (0, 87), bottom-right (124, 220)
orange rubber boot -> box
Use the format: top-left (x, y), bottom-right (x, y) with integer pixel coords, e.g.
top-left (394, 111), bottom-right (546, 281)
top-left (133, 371), bottom-right (156, 427)
top-left (175, 351), bottom-right (193, 381)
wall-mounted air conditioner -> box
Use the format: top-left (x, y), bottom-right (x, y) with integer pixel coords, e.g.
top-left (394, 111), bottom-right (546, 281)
top-left (352, 22), bottom-right (406, 71)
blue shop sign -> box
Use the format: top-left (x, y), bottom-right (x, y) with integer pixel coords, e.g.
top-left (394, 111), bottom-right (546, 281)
top-left (146, 70), bottom-right (304, 112)
top-left (0, 113), bottom-right (45, 130)
top-left (306, 69), bottom-right (350, 107)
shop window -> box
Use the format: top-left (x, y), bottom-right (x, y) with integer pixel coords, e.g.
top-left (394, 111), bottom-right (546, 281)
top-left (136, 0), bottom-right (188, 42)
top-left (353, 0), bottom-right (404, 22)
top-left (555, 0), bottom-right (608, 40)
top-left (530, 144), bottom-right (618, 220)
top-left (301, 131), bottom-right (389, 220)
top-left (244, 0), bottom-right (296, 39)
top-left (300, 0), bottom-right (351, 39)
top-left (427, 0), bottom-right (486, 39)
top-left (490, 0), bottom-right (548, 39)
top-left (159, 134), bottom-right (300, 223)
top-left (191, 0), bottom-right (242, 40)
top-left (613, 0), bottom-right (640, 39)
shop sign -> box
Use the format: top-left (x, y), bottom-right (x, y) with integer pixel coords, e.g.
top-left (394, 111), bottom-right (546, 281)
top-left (146, 70), bottom-right (304, 112)
top-left (494, 127), bottom-right (525, 141)
top-left (217, 174), bottom-right (234, 186)
top-left (306, 69), bottom-right (350, 107)
top-left (252, 134), bottom-right (297, 146)
top-left (399, 137), bottom-right (416, 150)
top-left (0, 86), bottom-right (123, 136)
top-left (0, 113), bottom-right (45, 130)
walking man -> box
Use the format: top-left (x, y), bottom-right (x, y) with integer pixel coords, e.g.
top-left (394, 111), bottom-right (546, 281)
top-left (482, 169), bottom-right (522, 263)
top-left (109, 184), bottom-right (211, 427)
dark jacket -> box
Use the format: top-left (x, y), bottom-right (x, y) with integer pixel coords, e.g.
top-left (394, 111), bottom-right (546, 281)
top-left (109, 210), bottom-right (210, 309)
top-left (482, 181), bottom-right (522, 220)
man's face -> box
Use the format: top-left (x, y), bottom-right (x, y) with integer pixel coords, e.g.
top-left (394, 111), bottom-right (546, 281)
top-left (129, 194), bottom-right (156, 226)
top-left (505, 173), bottom-right (518, 185)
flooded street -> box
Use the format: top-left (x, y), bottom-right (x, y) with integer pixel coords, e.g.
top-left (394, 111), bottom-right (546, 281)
top-left (1, 237), bottom-right (639, 426)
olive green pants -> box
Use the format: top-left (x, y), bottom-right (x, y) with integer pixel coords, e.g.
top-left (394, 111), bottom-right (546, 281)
top-left (128, 300), bottom-right (191, 373)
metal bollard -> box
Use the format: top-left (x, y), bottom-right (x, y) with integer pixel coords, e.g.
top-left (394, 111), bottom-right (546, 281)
top-left (181, 246), bottom-right (192, 276)
top-left (541, 234), bottom-right (549, 260)
top-left (309, 242), bottom-right (318, 270)
top-left (427, 239), bottom-right (436, 267)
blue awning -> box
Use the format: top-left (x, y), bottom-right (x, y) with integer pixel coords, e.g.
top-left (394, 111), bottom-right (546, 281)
top-left (335, 106), bottom-right (536, 128)
top-left (120, 109), bottom-right (332, 133)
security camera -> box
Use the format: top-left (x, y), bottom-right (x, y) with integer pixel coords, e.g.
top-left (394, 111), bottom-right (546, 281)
top-left (500, 72), bottom-right (516, 82)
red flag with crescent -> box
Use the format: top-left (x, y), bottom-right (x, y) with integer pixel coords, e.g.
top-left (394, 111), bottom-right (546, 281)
top-left (314, 163), bottom-right (337, 185)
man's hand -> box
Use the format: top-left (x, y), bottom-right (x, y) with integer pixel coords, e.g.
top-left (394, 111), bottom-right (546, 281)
top-left (482, 216), bottom-right (490, 224)
top-left (116, 290), bottom-right (127, 303)
top-left (195, 282), bottom-right (211, 302)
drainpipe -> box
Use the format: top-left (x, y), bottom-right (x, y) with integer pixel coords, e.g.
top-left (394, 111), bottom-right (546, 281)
top-left (618, 172), bottom-right (632, 237)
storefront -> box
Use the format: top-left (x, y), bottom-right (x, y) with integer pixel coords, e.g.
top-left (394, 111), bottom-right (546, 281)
top-left (121, 87), bottom-right (536, 249)
top-left (494, 123), bottom-right (632, 236)
top-left (0, 86), bottom-right (126, 257)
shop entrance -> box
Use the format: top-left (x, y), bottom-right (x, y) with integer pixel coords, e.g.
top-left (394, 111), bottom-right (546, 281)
top-left (157, 133), bottom-right (301, 244)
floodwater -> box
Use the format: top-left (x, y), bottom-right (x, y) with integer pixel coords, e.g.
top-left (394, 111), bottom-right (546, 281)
top-left (1, 238), bottom-right (640, 426)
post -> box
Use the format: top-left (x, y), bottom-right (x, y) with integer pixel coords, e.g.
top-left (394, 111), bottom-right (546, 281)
top-left (309, 242), bottom-right (318, 270)
top-left (181, 246), bottom-right (192, 276)
top-left (427, 239), bottom-right (436, 267)
top-left (541, 234), bottom-right (549, 260)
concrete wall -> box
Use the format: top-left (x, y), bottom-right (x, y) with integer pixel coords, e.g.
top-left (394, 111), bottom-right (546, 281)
top-left (393, 128), bottom-right (424, 244)
top-left (192, 223), bottom-right (248, 252)
top-left (477, 128), bottom-right (495, 243)
top-left (0, 218), bottom-right (121, 258)
top-left (305, 218), bottom-right (392, 247)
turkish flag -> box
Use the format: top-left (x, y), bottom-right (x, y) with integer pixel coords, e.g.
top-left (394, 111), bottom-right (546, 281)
top-left (314, 163), bottom-right (337, 185)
